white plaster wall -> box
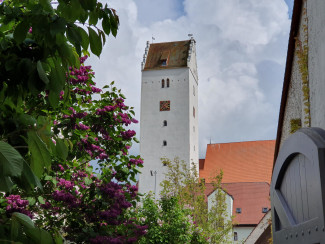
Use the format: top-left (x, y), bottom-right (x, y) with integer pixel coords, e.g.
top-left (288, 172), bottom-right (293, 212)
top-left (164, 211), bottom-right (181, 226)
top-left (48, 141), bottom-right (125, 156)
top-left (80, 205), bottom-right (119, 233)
top-left (307, 0), bottom-right (325, 129)
top-left (233, 226), bottom-right (255, 244)
top-left (139, 56), bottom-right (198, 195)
top-left (188, 41), bottom-right (199, 171)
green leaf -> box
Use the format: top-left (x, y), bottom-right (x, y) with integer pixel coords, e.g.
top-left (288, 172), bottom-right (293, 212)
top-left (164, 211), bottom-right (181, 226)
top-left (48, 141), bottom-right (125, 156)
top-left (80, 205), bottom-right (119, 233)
top-left (13, 20), bottom-right (29, 44)
top-left (11, 217), bottom-right (20, 240)
top-left (27, 197), bottom-right (36, 206)
top-left (0, 176), bottom-right (14, 192)
top-left (49, 60), bottom-right (65, 107)
top-left (12, 212), bottom-right (35, 229)
top-left (21, 160), bottom-right (43, 191)
top-left (78, 27), bottom-right (89, 50)
top-left (102, 15), bottom-right (111, 36)
top-left (38, 196), bottom-right (45, 204)
top-left (88, 27), bottom-right (102, 57)
top-left (84, 177), bottom-right (92, 185)
top-left (28, 131), bottom-right (51, 177)
top-left (67, 24), bottom-right (82, 46)
top-left (54, 231), bottom-right (64, 244)
top-left (37, 61), bottom-right (49, 85)
top-left (50, 18), bottom-right (66, 37)
top-left (44, 175), bottom-right (52, 181)
top-left (0, 141), bottom-right (24, 177)
top-left (89, 10), bottom-right (98, 26)
top-left (79, 0), bottom-right (96, 11)
top-left (40, 0), bottom-right (54, 13)
top-left (25, 227), bottom-right (54, 244)
top-left (58, 43), bottom-right (78, 67)
top-left (56, 139), bottom-right (68, 160)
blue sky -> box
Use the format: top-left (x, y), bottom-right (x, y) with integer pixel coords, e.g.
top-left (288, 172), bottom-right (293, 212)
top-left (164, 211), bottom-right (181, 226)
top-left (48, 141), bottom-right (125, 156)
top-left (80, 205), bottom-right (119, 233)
top-left (90, 0), bottom-right (293, 158)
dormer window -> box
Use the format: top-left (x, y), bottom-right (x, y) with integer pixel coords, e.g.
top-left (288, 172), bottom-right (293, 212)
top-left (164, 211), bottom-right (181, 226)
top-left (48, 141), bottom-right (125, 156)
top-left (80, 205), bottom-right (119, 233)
top-left (236, 208), bottom-right (242, 214)
top-left (160, 51), bottom-right (170, 66)
top-left (262, 207), bottom-right (268, 213)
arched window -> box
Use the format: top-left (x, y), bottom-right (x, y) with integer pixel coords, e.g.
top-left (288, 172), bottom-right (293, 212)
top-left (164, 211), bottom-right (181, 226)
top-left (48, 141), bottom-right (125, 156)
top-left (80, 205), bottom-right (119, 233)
top-left (234, 232), bottom-right (238, 241)
top-left (163, 140), bottom-right (167, 146)
top-left (163, 120), bottom-right (167, 126)
top-left (162, 79), bottom-right (165, 88)
top-left (167, 78), bottom-right (170, 87)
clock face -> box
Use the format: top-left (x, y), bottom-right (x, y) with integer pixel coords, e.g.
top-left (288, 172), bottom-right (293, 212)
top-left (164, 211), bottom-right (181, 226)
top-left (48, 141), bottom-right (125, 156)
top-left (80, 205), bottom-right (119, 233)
top-left (160, 101), bottom-right (170, 111)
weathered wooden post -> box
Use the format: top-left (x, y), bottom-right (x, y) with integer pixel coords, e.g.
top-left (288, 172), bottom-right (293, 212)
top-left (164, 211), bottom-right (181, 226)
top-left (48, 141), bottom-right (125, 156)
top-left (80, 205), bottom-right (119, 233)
top-left (271, 127), bottom-right (325, 243)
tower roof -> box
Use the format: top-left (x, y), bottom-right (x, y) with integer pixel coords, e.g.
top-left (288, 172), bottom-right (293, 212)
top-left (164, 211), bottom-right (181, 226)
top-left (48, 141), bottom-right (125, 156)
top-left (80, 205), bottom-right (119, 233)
top-left (144, 40), bottom-right (191, 70)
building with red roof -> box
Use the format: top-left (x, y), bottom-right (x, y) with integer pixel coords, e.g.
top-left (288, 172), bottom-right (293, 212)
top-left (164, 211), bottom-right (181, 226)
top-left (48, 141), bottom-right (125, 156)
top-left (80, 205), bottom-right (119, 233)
top-left (200, 140), bottom-right (274, 242)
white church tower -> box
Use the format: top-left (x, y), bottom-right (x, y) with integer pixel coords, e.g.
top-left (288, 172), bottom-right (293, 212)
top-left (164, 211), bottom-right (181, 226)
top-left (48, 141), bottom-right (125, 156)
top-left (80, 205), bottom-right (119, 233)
top-left (138, 38), bottom-right (199, 195)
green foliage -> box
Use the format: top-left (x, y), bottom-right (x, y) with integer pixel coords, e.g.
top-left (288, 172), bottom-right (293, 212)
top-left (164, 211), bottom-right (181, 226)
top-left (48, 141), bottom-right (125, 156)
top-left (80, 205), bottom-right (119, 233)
top-left (136, 194), bottom-right (209, 244)
top-left (161, 158), bottom-right (233, 243)
top-left (0, 0), bottom-right (147, 243)
top-left (290, 118), bottom-right (301, 134)
top-left (295, 5), bottom-right (310, 127)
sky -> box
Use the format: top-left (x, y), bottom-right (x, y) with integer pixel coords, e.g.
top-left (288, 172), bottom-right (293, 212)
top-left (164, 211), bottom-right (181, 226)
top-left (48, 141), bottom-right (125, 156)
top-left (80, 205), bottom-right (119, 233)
top-left (89, 0), bottom-right (294, 158)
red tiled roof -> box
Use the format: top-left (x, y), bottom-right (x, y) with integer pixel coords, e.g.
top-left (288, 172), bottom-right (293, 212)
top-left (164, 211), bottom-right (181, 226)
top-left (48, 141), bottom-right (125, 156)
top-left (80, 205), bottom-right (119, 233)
top-left (224, 182), bottom-right (270, 225)
top-left (206, 182), bottom-right (270, 225)
top-left (200, 140), bottom-right (275, 184)
top-left (199, 159), bottom-right (205, 170)
top-left (144, 40), bottom-right (190, 70)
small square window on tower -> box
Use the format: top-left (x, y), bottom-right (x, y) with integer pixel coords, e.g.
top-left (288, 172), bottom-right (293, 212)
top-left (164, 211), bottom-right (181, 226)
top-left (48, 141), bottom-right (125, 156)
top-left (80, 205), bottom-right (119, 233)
top-left (160, 101), bottom-right (170, 111)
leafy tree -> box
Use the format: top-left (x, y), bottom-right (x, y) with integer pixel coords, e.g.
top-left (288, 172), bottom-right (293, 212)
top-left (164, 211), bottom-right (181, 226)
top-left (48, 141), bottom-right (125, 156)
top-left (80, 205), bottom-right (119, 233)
top-left (161, 158), bottom-right (233, 243)
top-left (136, 194), bottom-right (209, 244)
top-left (0, 0), bottom-right (118, 193)
top-left (0, 0), bottom-right (147, 242)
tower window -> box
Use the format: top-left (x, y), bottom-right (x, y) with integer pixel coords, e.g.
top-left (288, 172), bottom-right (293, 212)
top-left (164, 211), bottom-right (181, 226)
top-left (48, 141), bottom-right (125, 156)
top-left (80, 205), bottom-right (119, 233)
top-left (193, 107), bottom-right (195, 118)
top-left (160, 51), bottom-right (169, 66)
top-left (163, 120), bottom-right (167, 126)
top-left (162, 79), bottom-right (165, 88)
top-left (163, 140), bottom-right (167, 146)
top-left (167, 78), bottom-right (170, 87)
top-left (234, 232), bottom-right (238, 241)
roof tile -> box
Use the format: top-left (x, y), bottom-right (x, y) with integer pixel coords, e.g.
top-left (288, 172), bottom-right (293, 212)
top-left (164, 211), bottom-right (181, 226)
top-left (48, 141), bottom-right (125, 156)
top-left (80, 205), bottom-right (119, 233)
top-left (200, 140), bottom-right (275, 184)
top-left (144, 40), bottom-right (190, 70)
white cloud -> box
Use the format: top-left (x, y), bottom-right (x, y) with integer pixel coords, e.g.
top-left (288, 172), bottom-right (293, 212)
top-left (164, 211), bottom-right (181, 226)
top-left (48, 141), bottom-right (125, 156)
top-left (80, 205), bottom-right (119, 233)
top-left (90, 0), bottom-right (291, 158)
